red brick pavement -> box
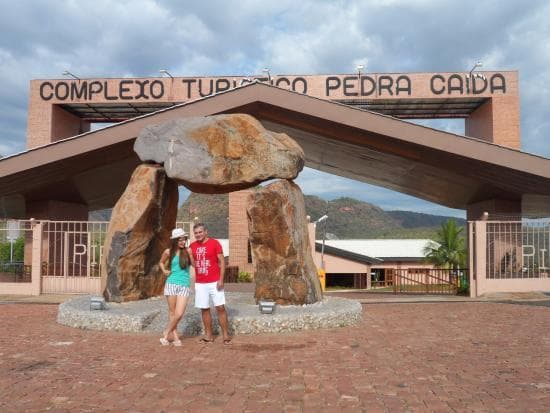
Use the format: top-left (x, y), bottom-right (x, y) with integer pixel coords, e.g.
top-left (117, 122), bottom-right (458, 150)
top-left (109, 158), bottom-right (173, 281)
top-left (1, 302), bottom-right (549, 412)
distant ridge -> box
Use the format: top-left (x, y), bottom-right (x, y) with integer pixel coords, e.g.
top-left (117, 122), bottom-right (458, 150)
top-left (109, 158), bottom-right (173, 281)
top-left (386, 210), bottom-right (466, 229)
top-left (171, 193), bottom-right (464, 239)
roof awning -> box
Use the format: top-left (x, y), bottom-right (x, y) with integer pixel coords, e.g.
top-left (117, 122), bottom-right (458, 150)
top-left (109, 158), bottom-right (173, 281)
top-left (1, 82), bottom-right (549, 217)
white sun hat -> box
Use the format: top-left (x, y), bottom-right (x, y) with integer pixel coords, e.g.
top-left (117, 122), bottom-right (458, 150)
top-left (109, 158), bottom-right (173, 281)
top-left (170, 228), bottom-right (188, 239)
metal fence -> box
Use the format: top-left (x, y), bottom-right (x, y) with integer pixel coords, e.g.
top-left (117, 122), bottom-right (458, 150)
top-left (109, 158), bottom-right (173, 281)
top-left (0, 219), bottom-right (195, 294)
top-left (392, 268), bottom-right (468, 295)
top-left (40, 221), bottom-right (109, 293)
top-left (486, 220), bottom-right (550, 279)
top-left (40, 220), bottom-right (194, 294)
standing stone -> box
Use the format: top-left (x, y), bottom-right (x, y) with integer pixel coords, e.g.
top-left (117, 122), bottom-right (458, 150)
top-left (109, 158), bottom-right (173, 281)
top-left (247, 180), bottom-right (323, 305)
top-left (134, 114), bottom-right (305, 194)
top-left (102, 164), bottom-right (178, 302)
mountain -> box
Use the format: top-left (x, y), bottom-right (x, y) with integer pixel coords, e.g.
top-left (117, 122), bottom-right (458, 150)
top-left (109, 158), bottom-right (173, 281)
top-left (176, 193), bottom-right (465, 239)
top-left (386, 210), bottom-right (466, 229)
top-left (305, 196), bottom-right (401, 238)
top-left (177, 193), bottom-right (229, 238)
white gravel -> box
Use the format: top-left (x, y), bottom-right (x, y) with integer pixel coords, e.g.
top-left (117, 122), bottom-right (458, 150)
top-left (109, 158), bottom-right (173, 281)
top-left (57, 292), bottom-right (362, 335)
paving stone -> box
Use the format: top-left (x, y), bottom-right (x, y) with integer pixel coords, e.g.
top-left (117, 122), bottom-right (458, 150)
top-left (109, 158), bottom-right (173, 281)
top-left (0, 302), bottom-right (548, 411)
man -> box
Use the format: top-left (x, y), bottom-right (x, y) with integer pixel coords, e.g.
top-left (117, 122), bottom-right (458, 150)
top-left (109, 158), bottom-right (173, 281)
top-left (189, 223), bottom-right (231, 345)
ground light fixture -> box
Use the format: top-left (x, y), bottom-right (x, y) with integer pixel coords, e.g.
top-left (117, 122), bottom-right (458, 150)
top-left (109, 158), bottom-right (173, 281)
top-left (90, 296), bottom-right (106, 311)
top-left (258, 300), bottom-right (276, 314)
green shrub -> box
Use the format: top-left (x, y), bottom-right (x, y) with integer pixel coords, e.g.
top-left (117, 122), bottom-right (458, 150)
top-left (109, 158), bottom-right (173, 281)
top-left (237, 271), bottom-right (252, 283)
top-left (457, 274), bottom-right (469, 295)
top-left (0, 237), bottom-right (24, 262)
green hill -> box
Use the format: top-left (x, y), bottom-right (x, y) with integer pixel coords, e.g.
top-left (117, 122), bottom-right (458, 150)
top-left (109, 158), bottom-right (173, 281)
top-left (305, 196), bottom-right (401, 238)
top-left (177, 193), bottom-right (229, 238)
top-left (386, 210), bottom-right (466, 228)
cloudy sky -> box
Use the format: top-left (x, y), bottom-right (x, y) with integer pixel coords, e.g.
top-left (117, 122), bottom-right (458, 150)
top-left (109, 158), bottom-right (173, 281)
top-left (1, 0), bottom-right (549, 217)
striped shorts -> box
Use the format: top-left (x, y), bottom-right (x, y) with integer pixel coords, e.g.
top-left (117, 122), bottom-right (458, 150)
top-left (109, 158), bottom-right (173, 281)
top-left (164, 283), bottom-right (191, 297)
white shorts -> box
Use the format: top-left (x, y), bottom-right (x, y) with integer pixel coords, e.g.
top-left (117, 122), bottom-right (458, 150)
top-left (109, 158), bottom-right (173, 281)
top-left (195, 281), bottom-right (225, 308)
top-left (164, 283), bottom-right (191, 297)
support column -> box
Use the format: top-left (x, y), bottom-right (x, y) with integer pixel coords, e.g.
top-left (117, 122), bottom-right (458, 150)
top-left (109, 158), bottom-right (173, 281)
top-left (465, 95), bottom-right (520, 149)
top-left (228, 189), bottom-right (254, 275)
top-left (473, 220), bottom-right (487, 297)
top-left (30, 222), bottom-right (43, 296)
top-left (51, 105), bottom-right (91, 143)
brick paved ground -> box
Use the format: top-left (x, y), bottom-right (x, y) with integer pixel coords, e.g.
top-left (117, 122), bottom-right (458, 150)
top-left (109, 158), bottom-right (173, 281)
top-left (1, 301), bottom-right (549, 412)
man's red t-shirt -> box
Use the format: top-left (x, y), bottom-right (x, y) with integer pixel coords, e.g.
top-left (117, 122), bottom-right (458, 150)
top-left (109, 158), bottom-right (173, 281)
top-left (190, 238), bottom-right (223, 284)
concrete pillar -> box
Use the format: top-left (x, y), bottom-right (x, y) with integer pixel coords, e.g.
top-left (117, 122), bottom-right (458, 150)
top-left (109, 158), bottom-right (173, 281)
top-left (30, 223), bottom-right (43, 296)
top-left (468, 221), bottom-right (476, 298)
top-left (472, 220), bottom-right (487, 297)
top-left (51, 105), bottom-right (91, 143)
top-left (228, 189), bottom-right (254, 275)
top-left (465, 96), bottom-right (520, 149)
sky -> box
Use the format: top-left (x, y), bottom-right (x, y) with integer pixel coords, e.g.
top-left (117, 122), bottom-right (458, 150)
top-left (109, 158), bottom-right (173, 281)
top-left (1, 0), bottom-right (549, 217)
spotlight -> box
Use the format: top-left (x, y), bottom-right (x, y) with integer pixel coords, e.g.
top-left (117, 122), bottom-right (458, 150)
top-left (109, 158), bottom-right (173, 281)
top-left (159, 69), bottom-right (174, 79)
top-left (62, 70), bottom-right (80, 80)
top-left (262, 67), bottom-right (271, 82)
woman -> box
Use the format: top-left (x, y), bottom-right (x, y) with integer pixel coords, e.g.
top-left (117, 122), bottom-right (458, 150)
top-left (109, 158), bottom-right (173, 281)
top-left (159, 227), bottom-right (192, 346)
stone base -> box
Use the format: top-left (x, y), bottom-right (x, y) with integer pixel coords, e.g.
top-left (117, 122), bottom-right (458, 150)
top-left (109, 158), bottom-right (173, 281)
top-left (57, 293), bottom-right (362, 335)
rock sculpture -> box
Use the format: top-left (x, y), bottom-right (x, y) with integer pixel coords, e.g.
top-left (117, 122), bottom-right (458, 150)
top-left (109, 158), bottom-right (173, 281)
top-left (102, 164), bottom-right (178, 302)
top-left (134, 114), bottom-right (304, 193)
top-left (102, 114), bottom-right (320, 304)
top-left (247, 179), bottom-right (323, 305)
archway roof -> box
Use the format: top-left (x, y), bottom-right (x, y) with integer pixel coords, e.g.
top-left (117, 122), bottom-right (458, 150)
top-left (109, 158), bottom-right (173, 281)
top-left (1, 82), bottom-right (549, 216)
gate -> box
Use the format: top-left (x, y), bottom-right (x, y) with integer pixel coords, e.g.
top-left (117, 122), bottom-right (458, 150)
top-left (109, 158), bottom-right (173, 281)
top-left (392, 268), bottom-right (467, 295)
top-left (40, 221), bottom-right (108, 294)
top-left (470, 219), bottom-right (550, 296)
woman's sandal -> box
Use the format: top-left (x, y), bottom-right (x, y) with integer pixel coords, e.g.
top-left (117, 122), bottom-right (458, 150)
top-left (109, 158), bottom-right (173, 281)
top-left (159, 337), bottom-right (170, 346)
top-left (173, 339), bottom-right (183, 347)
top-left (199, 338), bottom-right (214, 343)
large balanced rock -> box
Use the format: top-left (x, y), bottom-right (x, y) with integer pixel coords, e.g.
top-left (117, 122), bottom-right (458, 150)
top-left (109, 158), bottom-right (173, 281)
top-left (247, 180), bottom-right (323, 305)
top-left (134, 114), bottom-right (304, 194)
top-left (102, 164), bottom-right (178, 302)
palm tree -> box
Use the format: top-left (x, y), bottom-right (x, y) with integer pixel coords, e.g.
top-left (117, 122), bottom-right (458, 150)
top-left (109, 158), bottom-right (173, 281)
top-left (423, 219), bottom-right (466, 269)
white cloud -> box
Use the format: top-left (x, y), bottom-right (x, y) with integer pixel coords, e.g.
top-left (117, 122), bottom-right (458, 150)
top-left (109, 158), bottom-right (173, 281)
top-left (0, 0), bottom-right (549, 215)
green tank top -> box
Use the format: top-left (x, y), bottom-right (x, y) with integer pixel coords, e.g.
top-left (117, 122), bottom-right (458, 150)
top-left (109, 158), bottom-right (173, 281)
top-left (166, 254), bottom-right (190, 287)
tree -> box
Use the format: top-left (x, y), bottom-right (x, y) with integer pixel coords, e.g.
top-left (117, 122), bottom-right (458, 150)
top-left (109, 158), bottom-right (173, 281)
top-left (423, 219), bottom-right (466, 269)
